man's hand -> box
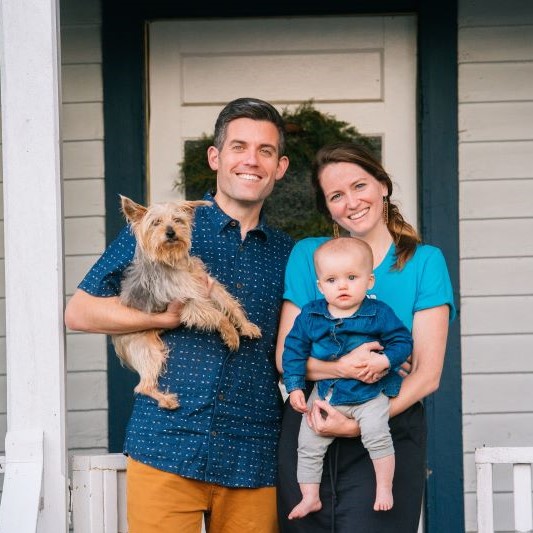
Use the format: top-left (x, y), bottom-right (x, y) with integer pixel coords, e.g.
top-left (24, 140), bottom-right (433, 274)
top-left (158, 299), bottom-right (184, 329)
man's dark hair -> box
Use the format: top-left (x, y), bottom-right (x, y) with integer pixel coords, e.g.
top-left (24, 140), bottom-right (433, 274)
top-left (213, 97), bottom-right (286, 155)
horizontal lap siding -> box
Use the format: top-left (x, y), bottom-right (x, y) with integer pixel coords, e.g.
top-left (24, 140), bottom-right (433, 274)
top-left (460, 141), bottom-right (533, 180)
top-left (0, 92), bottom-right (3, 497)
top-left (61, 0), bottom-right (108, 457)
top-left (459, 1), bottom-right (533, 530)
top-left (462, 334), bottom-right (533, 373)
top-left (0, 5), bottom-right (3, 494)
top-left (0, 0), bottom-right (107, 496)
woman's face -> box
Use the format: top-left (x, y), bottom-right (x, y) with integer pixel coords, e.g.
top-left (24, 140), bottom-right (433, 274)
top-left (319, 162), bottom-right (388, 238)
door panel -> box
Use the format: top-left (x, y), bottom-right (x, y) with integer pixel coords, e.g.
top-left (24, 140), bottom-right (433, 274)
top-left (147, 15), bottom-right (417, 224)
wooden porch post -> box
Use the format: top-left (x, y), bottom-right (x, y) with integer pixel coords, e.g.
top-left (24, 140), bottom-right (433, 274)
top-left (0, 0), bottom-right (68, 532)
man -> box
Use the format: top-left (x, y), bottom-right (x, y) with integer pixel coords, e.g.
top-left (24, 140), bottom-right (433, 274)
top-left (65, 97), bottom-right (294, 532)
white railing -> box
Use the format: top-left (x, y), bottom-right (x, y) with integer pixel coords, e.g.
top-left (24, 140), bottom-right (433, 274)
top-left (19, 446), bottom-right (533, 533)
top-left (475, 446), bottom-right (533, 533)
top-left (70, 455), bottom-right (208, 533)
top-left (71, 454), bottom-right (127, 533)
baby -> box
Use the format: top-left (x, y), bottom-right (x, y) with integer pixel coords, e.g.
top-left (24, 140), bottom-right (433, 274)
top-left (282, 237), bottom-right (413, 518)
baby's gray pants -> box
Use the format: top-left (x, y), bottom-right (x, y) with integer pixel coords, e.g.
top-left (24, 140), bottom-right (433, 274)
top-left (297, 386), bottom-right (394, 484)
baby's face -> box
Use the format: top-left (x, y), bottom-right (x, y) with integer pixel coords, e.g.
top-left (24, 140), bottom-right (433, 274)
top-left (316, 250), bottom-right (374, 315)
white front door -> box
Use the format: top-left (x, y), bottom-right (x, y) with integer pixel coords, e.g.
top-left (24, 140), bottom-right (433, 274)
top-left (147, 15), bottom-right (417, 224)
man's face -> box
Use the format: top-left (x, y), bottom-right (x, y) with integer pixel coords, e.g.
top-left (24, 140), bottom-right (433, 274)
top-left (208, 118), bottom-right (289, 211)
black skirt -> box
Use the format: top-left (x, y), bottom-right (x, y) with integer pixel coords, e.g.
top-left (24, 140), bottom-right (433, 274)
top-left (277, 386), bottom-right (427, 533)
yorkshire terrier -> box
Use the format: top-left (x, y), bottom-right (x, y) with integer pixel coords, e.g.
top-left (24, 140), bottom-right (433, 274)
top-left (112, 195), bottom-right (262, 409)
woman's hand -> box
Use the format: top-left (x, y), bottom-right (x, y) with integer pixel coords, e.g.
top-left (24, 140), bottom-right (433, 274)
top-left (356, 352), bottom-right (391, 383)
top-left (337, 341), bottom-right (384, 382)
top-left (397, 355), bottom-right (413, 378)
top-left (306, 399), bottom-right (360, 438)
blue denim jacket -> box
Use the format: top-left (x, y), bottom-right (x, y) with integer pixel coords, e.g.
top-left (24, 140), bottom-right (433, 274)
top-left (282, 297), bottom-right (413, 406)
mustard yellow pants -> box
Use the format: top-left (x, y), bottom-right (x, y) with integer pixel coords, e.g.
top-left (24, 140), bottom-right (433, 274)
top-left (126, 457), bottom-right (279, 533)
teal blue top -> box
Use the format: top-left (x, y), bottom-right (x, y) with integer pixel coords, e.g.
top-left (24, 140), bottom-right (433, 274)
top-left (284, 237), bottom-right (456, 331)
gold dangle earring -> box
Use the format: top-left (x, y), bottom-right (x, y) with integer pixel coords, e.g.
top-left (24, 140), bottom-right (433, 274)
top-left (333, 222), bottom-right (340, 239)
top-left (382, 197), bottom-right (389, 225)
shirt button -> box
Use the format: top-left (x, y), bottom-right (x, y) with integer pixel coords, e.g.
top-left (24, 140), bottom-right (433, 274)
top-left (236, 282), bottom-right (243, 289)
top-left (238, 244), bottom-right (244, 252)
top-left (229, 220), bottom-right (237, 227)
top-left (218, 393), bottom-right (224, 401)
top-left (211, 430), bottom-right (217, 437)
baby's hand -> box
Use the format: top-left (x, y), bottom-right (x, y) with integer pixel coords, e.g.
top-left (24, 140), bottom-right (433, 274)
top-left (289, 390), bottom-right (308, 413)
top-left (358, 353), bottom-right (391, 383)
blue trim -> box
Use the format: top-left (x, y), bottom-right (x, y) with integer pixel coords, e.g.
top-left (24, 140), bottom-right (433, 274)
top-left (418, 2), bottom-right (464, 531)
top-left (102, 2), bottom-right (146, 456)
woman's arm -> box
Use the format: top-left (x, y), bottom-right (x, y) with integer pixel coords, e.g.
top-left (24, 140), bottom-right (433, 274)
top-left (306, 343), bottom-right (386, 381)
top-left (307, 304), bottom-right (450, 438)
top-left (275, 300), bottom-right (301, 374)
top-left (64, 289), bottom-right (183, 334)
top-left (388, 304), bottom-right (449, 417)
top-left (275, 300), bottom-right (360, 437)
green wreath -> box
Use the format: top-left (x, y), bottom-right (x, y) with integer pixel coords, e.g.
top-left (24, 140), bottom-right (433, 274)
top-left (179, 101), bottom-right (379, 240)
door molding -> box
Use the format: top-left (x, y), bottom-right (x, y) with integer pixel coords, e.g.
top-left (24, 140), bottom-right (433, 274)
top-left (101, 2), bottom-right (462, 531)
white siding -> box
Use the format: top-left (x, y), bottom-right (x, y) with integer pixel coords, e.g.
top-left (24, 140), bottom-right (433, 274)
top-left (60, 0), bottom-right (108, 461)
top-left (0, 67), bottom-right (4, 497)
top-left (0, 0), bottom-right (108, 489)
top-left (459, 0), bottom-right (533, 531)
top-left (0, 1), bottom-right (531, 529)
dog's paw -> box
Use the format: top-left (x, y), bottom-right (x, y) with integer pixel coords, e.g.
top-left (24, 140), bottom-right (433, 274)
top-left (240, 322), bottom-right (262, 339)
top-left (158, 393), bottom-right (180, 410)
top-left (221, 327), bottom-right (240, 351)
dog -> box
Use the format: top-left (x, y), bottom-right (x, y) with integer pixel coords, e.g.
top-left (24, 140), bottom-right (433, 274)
top-left (112, 195), bottom-right (262, 409)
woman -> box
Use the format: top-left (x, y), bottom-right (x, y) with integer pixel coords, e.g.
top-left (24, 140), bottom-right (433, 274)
top-left (276, 142), bottom-right (455, 532)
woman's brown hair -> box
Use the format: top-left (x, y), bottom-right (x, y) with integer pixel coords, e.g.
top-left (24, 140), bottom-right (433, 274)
top-left (311, 142), bottom-right (421, 270)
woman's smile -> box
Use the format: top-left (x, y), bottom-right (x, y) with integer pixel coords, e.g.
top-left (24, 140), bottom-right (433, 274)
top-left (348, 207), bottom-right (370, 220)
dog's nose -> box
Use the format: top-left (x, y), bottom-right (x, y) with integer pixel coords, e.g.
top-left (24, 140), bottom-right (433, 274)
top-left (165, 227), bottom-right (176, 239)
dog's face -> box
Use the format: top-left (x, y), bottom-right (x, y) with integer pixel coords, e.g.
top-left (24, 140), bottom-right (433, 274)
top-left (120, 195), bottom-right (212, 266)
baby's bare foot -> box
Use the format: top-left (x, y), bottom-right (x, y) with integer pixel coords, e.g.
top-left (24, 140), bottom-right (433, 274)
top-left (373, 486), bottom-right (393, 511)
top-left (288, 497), bottom-right (322, 520)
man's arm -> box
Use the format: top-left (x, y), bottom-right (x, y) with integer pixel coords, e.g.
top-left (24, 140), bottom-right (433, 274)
top-left (64, 289), bottom-right (182, 334)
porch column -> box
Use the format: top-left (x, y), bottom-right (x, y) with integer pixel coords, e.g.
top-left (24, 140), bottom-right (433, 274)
top-left (0, 0), bottom-right (67, 532)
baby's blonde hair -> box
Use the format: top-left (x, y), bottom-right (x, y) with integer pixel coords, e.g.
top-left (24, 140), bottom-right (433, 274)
top-left (314, 237), bottom-right (374, 275)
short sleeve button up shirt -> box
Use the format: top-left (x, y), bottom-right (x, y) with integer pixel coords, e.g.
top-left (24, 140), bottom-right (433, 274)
top-left (78, 193), bottom-right (294, 487)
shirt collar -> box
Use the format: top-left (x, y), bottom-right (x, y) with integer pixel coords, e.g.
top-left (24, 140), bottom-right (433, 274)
top-left (202, 191), bottom-right (270, 241)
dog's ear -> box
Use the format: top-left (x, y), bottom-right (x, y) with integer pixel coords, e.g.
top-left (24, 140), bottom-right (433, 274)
top-left (120, 195), bottom-right (147, 223)
top-left (181, 200), bottom-right (213, 212)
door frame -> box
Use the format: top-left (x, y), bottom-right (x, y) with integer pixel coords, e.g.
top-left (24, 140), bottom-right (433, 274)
top-left (101, 2), bottom-right (462, 531)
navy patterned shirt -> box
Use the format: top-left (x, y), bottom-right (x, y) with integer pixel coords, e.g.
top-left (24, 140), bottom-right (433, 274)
top-left (78, 192), bottom-right (294, 487)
